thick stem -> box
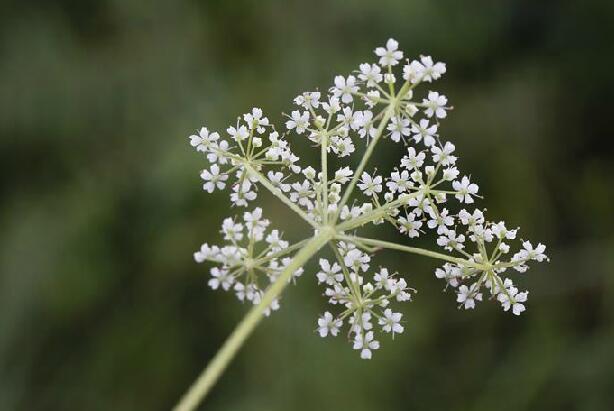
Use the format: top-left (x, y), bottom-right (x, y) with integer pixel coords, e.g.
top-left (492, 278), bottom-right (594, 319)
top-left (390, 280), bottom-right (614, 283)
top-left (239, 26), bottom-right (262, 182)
top-left (172, 228), bottom-right (334, 411)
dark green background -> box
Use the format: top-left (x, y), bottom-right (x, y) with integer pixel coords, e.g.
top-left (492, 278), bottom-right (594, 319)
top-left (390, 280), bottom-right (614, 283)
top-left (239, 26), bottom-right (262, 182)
top-left (1, 1), bottom-right (613, 410)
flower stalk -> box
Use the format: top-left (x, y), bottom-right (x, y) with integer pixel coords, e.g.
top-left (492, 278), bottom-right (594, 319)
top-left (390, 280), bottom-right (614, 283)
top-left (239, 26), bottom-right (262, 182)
top-left (173, 228), bottom-right (334, 411)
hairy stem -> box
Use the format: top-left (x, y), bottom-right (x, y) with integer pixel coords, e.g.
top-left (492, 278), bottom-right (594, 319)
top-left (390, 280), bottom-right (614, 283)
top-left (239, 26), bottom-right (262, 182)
top-left (173, 228), bottom-right (334, 411)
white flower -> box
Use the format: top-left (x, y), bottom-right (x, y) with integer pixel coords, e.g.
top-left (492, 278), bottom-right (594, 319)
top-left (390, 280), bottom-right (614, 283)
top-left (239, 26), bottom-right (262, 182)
top-left (332, 75), bottom-right (358, 103)
top-left (457, 284), bottom-right (482, 309)
top-left (262, 299), bottom-right (280, 316)
top-left (226, 125), bottom-right (249, 142)
top-left (402, 61), bottom-right (421, 83)
top-left (353, 331), bottom-right (380, 359)
top-left (410, 119), bottom-right (437, 147)
top-left (340, 205), bottom-right (362, 221)
top-left (208, 267), bottom-right (234, 291)
top-left (511, 293), bottom-right (528, 315)
top-left (437, 229), bottom-right (466, 251)
top-left (264, 132), bottom-right (287, 160)
top-left (379, 309), bottom-right (404, 336)
top-left (435, 263), bottom-right (462, 288)
top-left (230, 179), bottom-right (257, 207)
top-left (427, 207), bottom-right (454, 234)
top-left (398, 213), bottom-right (422, 238)
top-left (410, 55), bottom-right (446, 83)
top-left (244, 207), bottom-right (269, 240)
top-left (302, 166), bottom-right (317, 180)
top-left (200, 164), bottom-right (228, 193)
top-left (401, 147), bottom-right (426, 169)
top-left (431, 142), bottom-right (456, 165)
top-left (453, 176), bottom-right (479, 203)
top-left (286, 110), bottom-right (310, 134)
top-left (317, 312), bottom-right (342, 337)
top-left (221, 218), bottom-right (243, 241)
top-left (337, 107), bottom-right (354, 128)
top-left (497, 279), bottom-right (529, 315)
top-left (442, 166), bottom-right (459, 181)
top-left (374, 267), bottom-right (395, 290)
top-left (316, 258), bottom-right (344, 285)
top-left (458, 209), bottom-right (485, 227)
top-left (330, 136), bottom-right (355, 157)
top-left (344, 248), bottom-right (370, 272)
top-left (499, 242), bottom-right (511, 254)
top-left (243, 107), bottom-right (269, 133)
top-left (517, 241), bottom-right (548, 262)
top-left (266, 229), bottom-right (288, 252)
top-left (325, 283), bottom-right (351, 305)
top-left (354, 111), bottom-right (376, 140)
top-left (387, 116), bottom-right (410, 142)
top-left (351, 109), bottom-right (370, 128)
top-left (279, 256), bottom-right (304, 281)
top-left (472, 225), bottom-right (493, 243)
top-left (358, 63), bottom-right (383, 86)
top-left (294, 91), bottom-right (321, 109)
top-left (290, 180), bottom-right (315, 209)
top-left (234, 282), bottom-right (257, 302)
top-left (391, 277), bottom-right (412, 302)
top-left (491, 221), bottom-right (517, 240)
top-left (423, 91), bottom-right (448, 118)
top-left (374, 38), bottom-right (403, 66)
top-left (355, 312), bottom-right (373, 332)
top-left (189, 127), bottom-right (219, 153)
top-left (322, 96), bottom-right (341, 115)
top-left (280, 150), bottom-right (302, 173)
top-left (364, 90), bottom-right (381, 108)
top-left (358, 172), bottom-right (383, 196)
top-left (334, 166), bottom-right (353, 183)
top-left (387, 170), bottom-right (412, 193)
top-left (205, 138), bottom-right (229, 165)
top-left (267, 171), bottom-right (291, 193)
top-left (193, 243), bottom-right (217, 263)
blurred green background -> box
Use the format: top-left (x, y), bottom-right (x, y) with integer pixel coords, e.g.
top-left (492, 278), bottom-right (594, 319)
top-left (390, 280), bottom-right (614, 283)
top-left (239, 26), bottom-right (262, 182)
top-left (1, 0), bottom-right (613, 410)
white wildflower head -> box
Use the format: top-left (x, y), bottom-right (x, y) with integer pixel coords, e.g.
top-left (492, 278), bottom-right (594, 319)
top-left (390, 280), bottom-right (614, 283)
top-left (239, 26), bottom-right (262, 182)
top-left (189, 38), bottom-right (549, 360)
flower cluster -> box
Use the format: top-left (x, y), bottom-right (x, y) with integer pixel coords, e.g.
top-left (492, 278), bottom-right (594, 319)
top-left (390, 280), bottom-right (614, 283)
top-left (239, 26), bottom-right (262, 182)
top-left (190, 108), bottom-right (301, 208)
top-left (188, 38), bottom-right (549, 359)
top-left (316, 242), bottom-right (412, 358)
top-left (194, 207), bottom-right (302, 315)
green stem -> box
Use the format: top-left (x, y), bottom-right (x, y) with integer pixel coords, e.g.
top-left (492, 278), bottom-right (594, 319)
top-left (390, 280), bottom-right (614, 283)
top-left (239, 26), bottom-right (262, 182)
top-left (334, 80), bottom-right (415, 222)
top-left (172, 228), bottom-right (334, 411)
top-left (244, 163), bottom-right (316, 228)
top-left (338, 234), bottom-right (483, 268)
top-left (321, 133), bottom-right (329, 224)
top-left (336, 193), bottom-right (416, 232)
top-left (330, 242), bottom-right (362, 304)
top-left (335, 106), bottom-right (393, 218)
